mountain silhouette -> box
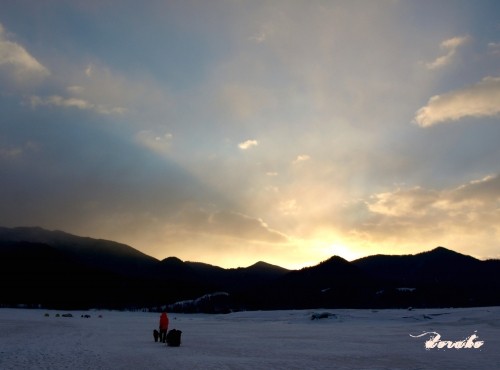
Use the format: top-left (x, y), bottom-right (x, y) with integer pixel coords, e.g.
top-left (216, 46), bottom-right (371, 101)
top-left (1, 227), bottom-right (499, 310)
top-left (353, 246), bottom-right (500, 307)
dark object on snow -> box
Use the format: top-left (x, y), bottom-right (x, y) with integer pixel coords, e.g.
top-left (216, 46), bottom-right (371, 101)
top-left (166, 329), bottom-right (182, 347)
top-left (311, 312), bottom-right (336, 320)
top-left (153, 329), bottom-right (159, 342)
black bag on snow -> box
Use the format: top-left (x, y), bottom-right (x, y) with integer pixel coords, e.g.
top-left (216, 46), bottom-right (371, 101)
top-left (166, 329), bottom-right (182, 347)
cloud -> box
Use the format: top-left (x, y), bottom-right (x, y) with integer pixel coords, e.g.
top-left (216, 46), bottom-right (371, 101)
top-left (293, 154), bottom-right (310, 164)
top-left (367, 186), bottom-right (438, 217)
top-left (210, 210), bottom-right (288, 242)
top-left (135, 130), bottom-right (173, 155)
top-left (29, 94), bottom-right (127, 115)
top-left (30, 61), bottom-right (172, 127)
top-left (0, 23), bottom-right (49, 86)
top-left (354, 174), bottom-right (500, 243)
top-left (279, 199), bottom-right (299, 216)
top-left (445, 174), bottom-right (500, 206)
top-left (425, 35), bottom-right (469, 70)
top-left (367, 174), bottom-right (500, 218)
top-left (85, 64), bottom-right (93, 77)
top-left (30, 95), bottom-right (92, 110)
top-left (175, 205), bottom-right (288, 243)
top-left (2, 2), bottom-right (499, 266)
top-left (238, 139), bottom-right (259, 150)
top-left (0, 141), bottom-right (39, 161)
top-left (69, 63), bottom-right (174, 124)
top-left (414, 77), bottom-right (500, 127)
top-left (67, 85), bottom-right (84, 94)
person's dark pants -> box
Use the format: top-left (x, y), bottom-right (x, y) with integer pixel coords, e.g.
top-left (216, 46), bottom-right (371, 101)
top-left (160, 329), bottom-right (167, 343)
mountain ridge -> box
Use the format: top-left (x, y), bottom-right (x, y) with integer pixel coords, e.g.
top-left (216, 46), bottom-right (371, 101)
top-left (3, 226), bottom-right (491, 269)
top-left (1, 226), bottom-right (499, 310)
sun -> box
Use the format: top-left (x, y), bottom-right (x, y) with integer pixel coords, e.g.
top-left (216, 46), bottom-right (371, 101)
top-left (295, 237), bottom-right (365, 267)
top-left (327, 243), bottom-right (361, 261)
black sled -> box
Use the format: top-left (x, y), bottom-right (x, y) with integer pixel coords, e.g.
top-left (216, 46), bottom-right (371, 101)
top-left (166, 329), bottom-right (182, 347)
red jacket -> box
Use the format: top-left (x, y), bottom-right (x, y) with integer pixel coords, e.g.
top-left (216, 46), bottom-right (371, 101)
top-left (159, 312), bottom-right (169, 330)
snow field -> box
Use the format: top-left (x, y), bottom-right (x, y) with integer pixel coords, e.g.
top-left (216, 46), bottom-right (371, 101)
top-left (0, 307), bottom-right (499, 369)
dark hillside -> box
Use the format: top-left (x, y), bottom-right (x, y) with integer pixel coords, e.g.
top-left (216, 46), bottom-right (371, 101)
top-left (1, 227), bottom-right (499, 310)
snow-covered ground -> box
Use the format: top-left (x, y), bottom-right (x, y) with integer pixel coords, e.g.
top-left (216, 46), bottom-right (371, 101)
top-left (1, 306), bottom-right (499, 369)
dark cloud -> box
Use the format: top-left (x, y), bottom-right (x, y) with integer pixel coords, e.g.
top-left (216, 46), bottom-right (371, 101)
top-left (0, 102), bottom-right (214, 232)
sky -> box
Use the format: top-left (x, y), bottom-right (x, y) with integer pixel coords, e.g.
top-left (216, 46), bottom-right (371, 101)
top-left (0, 0), bottom-right (499, 269)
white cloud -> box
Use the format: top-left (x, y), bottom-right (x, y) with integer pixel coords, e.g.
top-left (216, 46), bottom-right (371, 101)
top-left (32, 95), bottom-right (92, 110)
top-left (0, 23), bottom-right (49, 84)
top-left (293, 154), bottom-right (310, 164)
top-left (341, 174), bottom-right (500, 253)
top-left (414, 76), bottom-right (500, 127)
top-left (29, 94), bottom-right (127, 115)
top-left (238, 139), bottom-right (259, 150)
top-left (367, 186), bottom-right (438, 217)
top-left (425, 36), bottom-right (469, 70)
top-left (364, 174), bottom-right (500, 221)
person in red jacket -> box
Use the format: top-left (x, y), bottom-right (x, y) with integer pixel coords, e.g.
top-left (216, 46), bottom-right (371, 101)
top-left (159, 312), bottom-right (169, 343)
